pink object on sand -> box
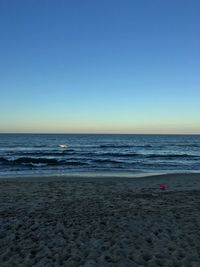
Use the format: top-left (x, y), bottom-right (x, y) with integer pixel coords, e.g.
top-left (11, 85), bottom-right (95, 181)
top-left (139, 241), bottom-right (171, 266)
top-left (160, 183), bottom-right (167, 190)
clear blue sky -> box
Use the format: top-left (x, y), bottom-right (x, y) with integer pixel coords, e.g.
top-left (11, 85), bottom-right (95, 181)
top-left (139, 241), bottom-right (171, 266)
top-left (0, 0), bottom-right (199, 133)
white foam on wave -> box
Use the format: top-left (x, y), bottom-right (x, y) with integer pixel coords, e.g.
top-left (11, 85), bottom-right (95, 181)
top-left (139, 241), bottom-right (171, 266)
top-left (29, 163), bottom-right (48, 167)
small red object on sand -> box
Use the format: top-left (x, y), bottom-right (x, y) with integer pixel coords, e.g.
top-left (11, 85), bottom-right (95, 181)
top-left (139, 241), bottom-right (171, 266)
top-left (160, 183), bottom-right (167, 190)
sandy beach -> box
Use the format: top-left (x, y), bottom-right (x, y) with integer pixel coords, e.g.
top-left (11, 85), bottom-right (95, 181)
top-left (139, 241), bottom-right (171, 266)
top-left (0, 173), bottom-right (200, 266)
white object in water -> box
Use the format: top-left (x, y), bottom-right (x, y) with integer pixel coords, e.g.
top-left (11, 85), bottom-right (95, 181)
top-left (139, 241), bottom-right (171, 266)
top-left (59, 144), bottom-right (68, 148)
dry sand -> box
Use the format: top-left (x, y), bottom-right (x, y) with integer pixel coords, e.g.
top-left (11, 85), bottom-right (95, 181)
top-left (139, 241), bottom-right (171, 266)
top-left (0, 173), bottom-right (200, 267)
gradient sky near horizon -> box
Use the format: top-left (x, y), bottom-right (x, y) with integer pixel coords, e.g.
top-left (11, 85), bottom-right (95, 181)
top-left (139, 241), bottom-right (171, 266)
top-left (0, 0), bottom-right (200, 134)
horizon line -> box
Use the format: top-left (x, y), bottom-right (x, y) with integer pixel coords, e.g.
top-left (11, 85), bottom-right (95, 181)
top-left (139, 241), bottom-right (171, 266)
top-left (0, 132), bottom-right (199, 135)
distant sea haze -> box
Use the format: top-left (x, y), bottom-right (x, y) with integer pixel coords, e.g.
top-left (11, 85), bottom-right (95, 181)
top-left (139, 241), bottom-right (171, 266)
top-left (0, 134), bottom-right (200, 177)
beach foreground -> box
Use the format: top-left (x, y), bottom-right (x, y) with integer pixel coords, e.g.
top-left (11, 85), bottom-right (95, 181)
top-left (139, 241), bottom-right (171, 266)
top-left (0, 174), bottom-right (200, 267)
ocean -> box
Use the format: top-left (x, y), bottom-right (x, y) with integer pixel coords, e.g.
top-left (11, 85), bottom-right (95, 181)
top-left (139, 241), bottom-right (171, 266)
top-left (0, 134), bottom-right (200, 177)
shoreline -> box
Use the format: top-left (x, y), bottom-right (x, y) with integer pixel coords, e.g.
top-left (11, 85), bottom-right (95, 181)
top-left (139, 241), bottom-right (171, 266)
top-left (0, 171), bottom-right (199, 179)
top-left (0, 172), bottom-right (200, 191)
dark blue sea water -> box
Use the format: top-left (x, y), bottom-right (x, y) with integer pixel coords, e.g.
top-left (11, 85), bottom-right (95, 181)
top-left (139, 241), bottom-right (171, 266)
top-left (0, 134), bottom-right (200, 177)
